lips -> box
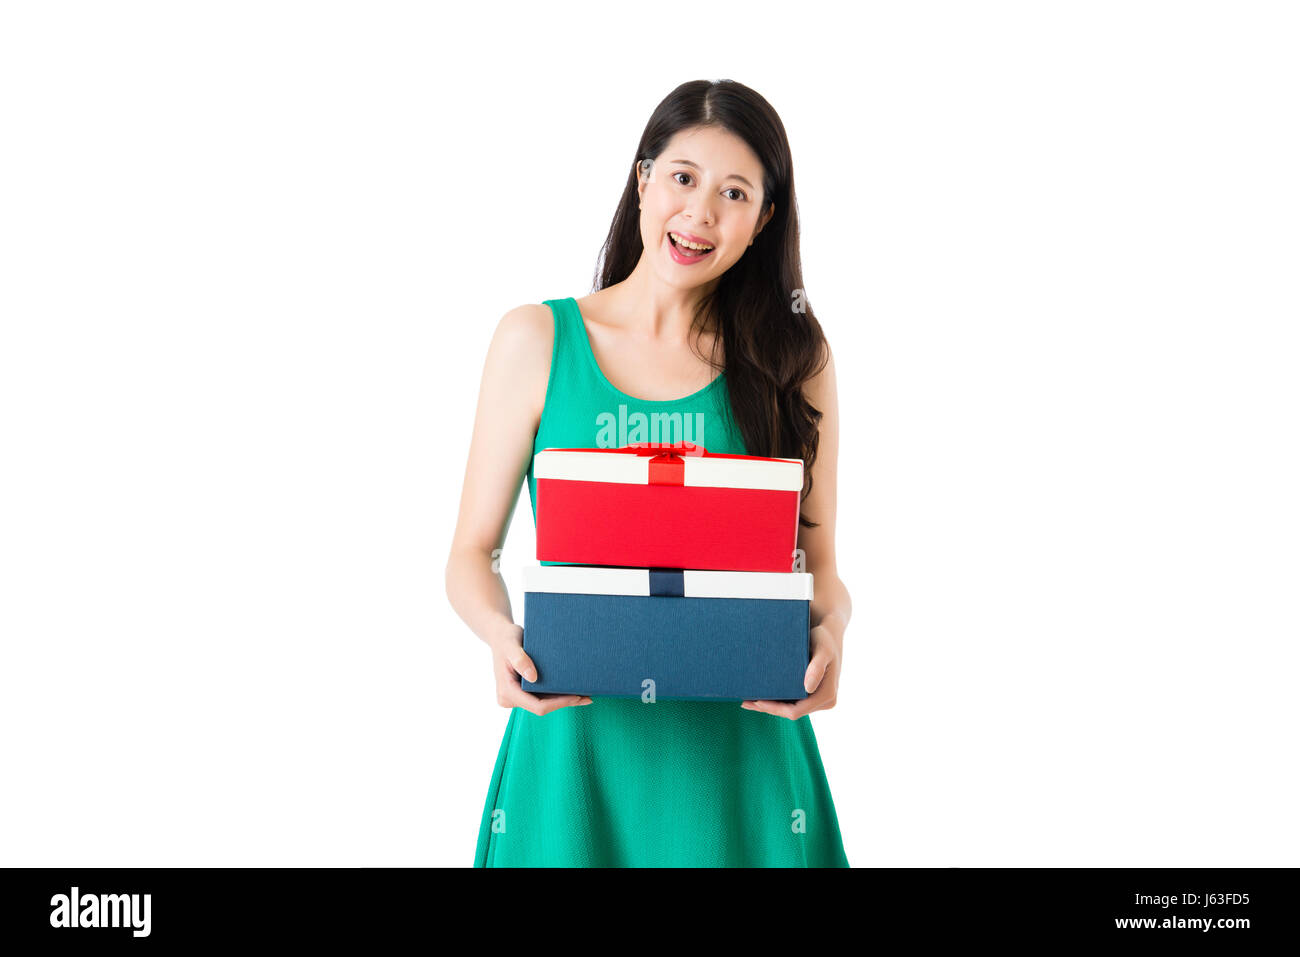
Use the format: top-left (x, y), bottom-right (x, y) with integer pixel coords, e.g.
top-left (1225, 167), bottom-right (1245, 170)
top-left (670, 229), bottom-right (715, 248)
top-left (667, 231), bottom-right (716, 263)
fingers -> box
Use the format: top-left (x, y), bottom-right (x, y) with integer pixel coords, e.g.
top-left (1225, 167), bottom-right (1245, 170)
top-left (505, 645), bottom-right (537, 684)
top-left (803, 653), bottom-right (830, 695)
top-left (794, 623), bottom-right (843, 702)
top-left (499, 684), bottom-right (594, 716)
top-left (741, 638), bottom-right (839, 719)
top-left (533, 693), bottom-right (594, 715)
top-left (742, 680), bottom-right (836, 720)
top-left (492, 641), bottom-right (592, 714)
top-left (742, 698), bottom-right (802, 719)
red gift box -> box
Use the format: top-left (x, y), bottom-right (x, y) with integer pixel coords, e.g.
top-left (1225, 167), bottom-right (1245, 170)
top-left (534, 441), bottom-right (804, 573)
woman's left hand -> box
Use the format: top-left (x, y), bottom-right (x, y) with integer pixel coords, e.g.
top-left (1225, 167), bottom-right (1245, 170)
top-left (742, 621), bottom-right (842, 720)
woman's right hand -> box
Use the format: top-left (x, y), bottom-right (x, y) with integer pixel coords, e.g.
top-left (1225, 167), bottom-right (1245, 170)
top-left (490, 622), bottom-right (593, 716)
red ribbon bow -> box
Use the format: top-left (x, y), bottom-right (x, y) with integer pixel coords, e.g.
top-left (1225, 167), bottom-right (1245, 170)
top-left (622, 441), bottom-right (707, 457)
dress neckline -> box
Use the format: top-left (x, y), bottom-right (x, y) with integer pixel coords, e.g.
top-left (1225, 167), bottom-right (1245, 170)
top-left (567, 297), bottom-right (725, 406)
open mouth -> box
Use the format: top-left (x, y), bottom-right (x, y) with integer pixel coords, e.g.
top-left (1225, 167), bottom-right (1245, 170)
top-left (668, 231), bottom-right (716, 260)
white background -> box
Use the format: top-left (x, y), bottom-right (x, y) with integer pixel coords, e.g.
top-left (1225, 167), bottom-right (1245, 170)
top-left (2, 1), bottom-right (1296, 867)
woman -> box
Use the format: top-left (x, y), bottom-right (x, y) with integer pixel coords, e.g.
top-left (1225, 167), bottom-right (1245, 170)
top-left (446, 79), bottom-right (852, 867)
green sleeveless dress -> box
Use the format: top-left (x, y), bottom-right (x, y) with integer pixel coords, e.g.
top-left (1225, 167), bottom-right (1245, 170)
top-left (473, 296), bottom-right (849, 867)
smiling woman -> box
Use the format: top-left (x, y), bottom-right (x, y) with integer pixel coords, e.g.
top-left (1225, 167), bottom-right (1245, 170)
top-left (447, 78), bottom-right (852, 868)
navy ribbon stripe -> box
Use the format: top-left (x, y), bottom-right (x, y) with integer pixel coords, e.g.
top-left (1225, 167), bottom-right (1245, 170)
top-left (648, 568), bottom-right (685, 597)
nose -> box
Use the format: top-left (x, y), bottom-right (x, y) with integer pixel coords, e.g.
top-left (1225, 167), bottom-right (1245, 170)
top-left (685, 195), bottom-right (715, 227)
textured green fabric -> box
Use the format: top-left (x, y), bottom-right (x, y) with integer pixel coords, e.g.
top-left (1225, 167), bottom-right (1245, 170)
top-left (473, 297), bottom-right (849, 867)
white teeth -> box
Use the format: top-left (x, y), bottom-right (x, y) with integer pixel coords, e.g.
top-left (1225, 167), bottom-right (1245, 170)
top-left (670, 232), bottom-right (713, 251)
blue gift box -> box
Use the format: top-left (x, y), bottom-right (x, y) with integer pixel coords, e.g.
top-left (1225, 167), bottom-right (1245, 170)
top-left (519, 565), bottom-right (813, 701)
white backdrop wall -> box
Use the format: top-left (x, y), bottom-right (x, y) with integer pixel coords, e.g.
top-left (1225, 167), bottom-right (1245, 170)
top-left (1, 0), bottom-right (1296, 866)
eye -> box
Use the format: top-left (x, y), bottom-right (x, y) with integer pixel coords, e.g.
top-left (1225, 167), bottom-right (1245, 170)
top-left (673, 171), bottom-right (748, 202)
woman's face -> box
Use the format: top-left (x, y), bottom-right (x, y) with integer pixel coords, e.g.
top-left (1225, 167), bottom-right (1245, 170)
top-left (637, 126), bottom-right (774, 287)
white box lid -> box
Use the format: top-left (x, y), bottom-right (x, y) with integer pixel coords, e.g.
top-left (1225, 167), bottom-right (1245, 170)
top-left (523, 564), bottom-right (813, 600)
top-left (533, 447), bottom-right (803, 492)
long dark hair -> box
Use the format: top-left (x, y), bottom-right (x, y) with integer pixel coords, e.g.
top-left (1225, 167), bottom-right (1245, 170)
top-left (593, 79), bottom-right (829, 530)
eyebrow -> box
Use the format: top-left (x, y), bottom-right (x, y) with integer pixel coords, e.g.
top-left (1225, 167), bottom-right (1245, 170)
top-left (666, 159), bottom-right (756, 191)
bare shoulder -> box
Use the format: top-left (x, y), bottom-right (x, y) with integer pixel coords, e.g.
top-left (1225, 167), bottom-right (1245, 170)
top-left (480, 302), bottom-right (556, 423)
top-left (802, 335), bottom-right (837, 411)
top-left (490, 302), bottom-right (554, 359)
top-left (485, 303), bottom-right (555, 373)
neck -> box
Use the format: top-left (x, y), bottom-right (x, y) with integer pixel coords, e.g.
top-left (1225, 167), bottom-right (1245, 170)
top-left (607, 253), bottom-right (720, 342)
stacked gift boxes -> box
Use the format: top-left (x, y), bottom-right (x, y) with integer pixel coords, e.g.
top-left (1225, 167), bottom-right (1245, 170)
top-left (520, 441), bottom-right (812, 701)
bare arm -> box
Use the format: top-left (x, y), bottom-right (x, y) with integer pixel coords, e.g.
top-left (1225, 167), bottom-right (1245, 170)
top-left (444, 304), bottom-right (593, 715)
top-left (798, 340), bottom-right (851, 647)
top-left (743, 339), bottom-right (850, 718)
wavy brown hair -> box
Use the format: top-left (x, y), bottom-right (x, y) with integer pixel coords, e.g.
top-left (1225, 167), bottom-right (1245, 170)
top-left (593, 79), bottom-right (829, 529)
